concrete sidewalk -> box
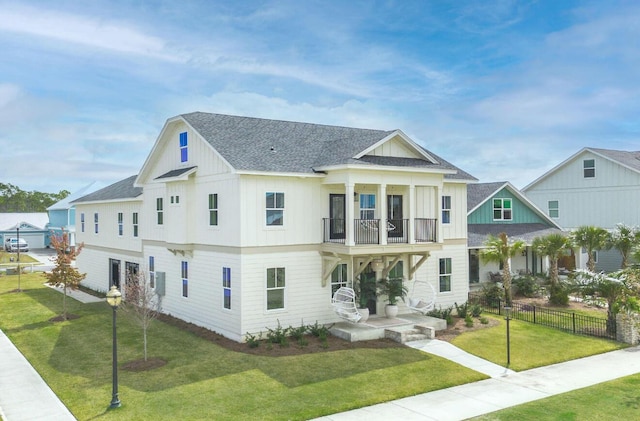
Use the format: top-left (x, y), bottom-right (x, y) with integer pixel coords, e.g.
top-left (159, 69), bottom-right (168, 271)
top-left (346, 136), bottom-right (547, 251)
top-left (315, 344), bottom-right (640, 421)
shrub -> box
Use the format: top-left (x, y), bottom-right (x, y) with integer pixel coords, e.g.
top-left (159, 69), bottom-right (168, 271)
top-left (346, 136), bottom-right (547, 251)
top-left (245, 332), bottom-right (261, 348)
top-left (455, 302), bottom-right (469, 318)
top-left (548, 282), bottom-right (570, 306)
top-left (470, 303), bottom-right (483, 317)
top-left (464, 314), bottom-right (474, 327)
top-left (289, 322), bottom-right (308, 340)
top-left (307, 321), bottom-right (331, 338)
top-left (480, 317), bottom-right (489, 324)
top-left (513, 275), bottom-right (542, 298)
top-left (480, 284), bottom-right (503, 307)
top-left (265, 321), bottom-right (289, 347)
top-left (426, 305), bottom-right (454, 321)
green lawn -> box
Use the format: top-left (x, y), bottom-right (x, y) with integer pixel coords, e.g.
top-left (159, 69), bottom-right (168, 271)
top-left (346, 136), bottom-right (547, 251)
top-left (470, 373), bottom-right (640, 420)
top-left (452, 315), bottom-right (625, 371)
top-left (0, 275), bottom-right (629, 420)
top-left (0, 274), bottom-right (485, 420)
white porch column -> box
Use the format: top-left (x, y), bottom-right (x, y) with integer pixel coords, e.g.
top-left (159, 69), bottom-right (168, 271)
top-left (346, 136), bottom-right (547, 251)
top-left (409, 184), bottom-right (415, 244)
top-left (379, 184), bottom-right (387, 245)
top-left (346, 183), bottom-right (355, 246)
top-left (436, 185), bottom-right (443, 243)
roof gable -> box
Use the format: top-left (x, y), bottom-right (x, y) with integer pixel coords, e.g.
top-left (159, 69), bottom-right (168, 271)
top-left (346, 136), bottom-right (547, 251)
top-left (523, 147), bottom-right (640, 191)
top-left (72, 175), bottom-right (142, 204)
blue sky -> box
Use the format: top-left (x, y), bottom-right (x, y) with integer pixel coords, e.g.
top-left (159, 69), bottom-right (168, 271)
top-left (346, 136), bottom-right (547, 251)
top-left (1, 0), bottom-right (639, 193)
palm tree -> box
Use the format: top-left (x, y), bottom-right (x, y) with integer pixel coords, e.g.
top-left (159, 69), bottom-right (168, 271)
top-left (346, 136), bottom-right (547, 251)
top-left (480, 232), bottom-right (526, 306)
top-left (531, 233), bottom-right (571, 287)
top-left (571, 225), bottom-right (610, 272)
top-left (609, 223), bottom-right (640, 269)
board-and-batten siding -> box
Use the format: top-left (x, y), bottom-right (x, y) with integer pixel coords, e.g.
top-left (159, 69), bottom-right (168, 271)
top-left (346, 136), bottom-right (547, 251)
top-left (440, 184), bottom-right (467, 240)
top-left (525, 152), bottom-right (640, 229)
top-left (144, 245), bottom-right (243, 341)
top-left (74, 202), bottom-right (142, 253)
top-left (467, 189), bottom-right (548, 225)
top-left (370, 136), bottom-right (419, 158)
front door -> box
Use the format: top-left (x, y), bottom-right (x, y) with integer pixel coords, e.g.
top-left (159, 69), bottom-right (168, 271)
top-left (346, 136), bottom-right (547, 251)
top-left (329, 194), bottom-right (345, 240)
top-left (361, 266), bottom-right (377, 315)
top-left (387, 195), bottom-right (403, 238)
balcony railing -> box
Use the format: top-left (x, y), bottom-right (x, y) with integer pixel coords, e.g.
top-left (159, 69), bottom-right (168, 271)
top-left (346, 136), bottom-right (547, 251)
top-left (323, 218), bottom-right (437, 244)
top-left (415, 218), bottom-right (437, 242)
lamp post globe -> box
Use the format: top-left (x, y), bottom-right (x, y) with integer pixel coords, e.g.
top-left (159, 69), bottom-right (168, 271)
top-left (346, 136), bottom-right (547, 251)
top-left (107, 285), bottom-right (122, 409)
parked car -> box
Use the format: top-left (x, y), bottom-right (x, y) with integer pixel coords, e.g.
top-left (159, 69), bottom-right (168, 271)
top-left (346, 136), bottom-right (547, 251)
top-left (4, 238), bottom-right (29, 252)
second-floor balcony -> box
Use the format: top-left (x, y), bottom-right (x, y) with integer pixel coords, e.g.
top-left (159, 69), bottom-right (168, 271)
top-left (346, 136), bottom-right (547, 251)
top-left (322, 218), bottom-right (437, 245)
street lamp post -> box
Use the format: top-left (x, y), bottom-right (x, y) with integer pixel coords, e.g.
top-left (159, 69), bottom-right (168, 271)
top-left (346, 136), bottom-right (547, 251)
top-left (16, 227), bottom-right (21, 291)
top-left (504, 306), bottom-right (512, 368)
top-left (106, 285), bottom-right (122, 409)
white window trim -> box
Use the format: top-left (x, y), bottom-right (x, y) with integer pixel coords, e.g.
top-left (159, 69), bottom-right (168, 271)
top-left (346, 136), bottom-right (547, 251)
top-left (439, 257), bottom-right (452, 293)
top-left (265, 192), bottom-right (285, 228)
top-left (265, 266), bottom-right (286, 312)
top-left (442, 196), bottom-right (451, 224)
top-left (493, 198), bottom-right (513, 221)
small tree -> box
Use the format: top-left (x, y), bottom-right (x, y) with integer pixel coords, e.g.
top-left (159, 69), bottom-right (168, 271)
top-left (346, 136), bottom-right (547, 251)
top-left (572, 268), bottom-right (640, 334)
top-left (480, 232), bottom-right (526, 306)
top-left (571, 225), bottom-right (610, 272)
top-left (609, 224), bottom-right (640, 269)
top-left (121, 270), bottom-right (162, 361)
top-left (43, 231), bottom-right (85, 321)
top-left (532, 233), bottom-right (572, 305)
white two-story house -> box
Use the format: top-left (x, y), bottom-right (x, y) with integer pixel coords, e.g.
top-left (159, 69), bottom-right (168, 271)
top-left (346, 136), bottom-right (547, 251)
top-left (73, 112), bottom-right (476, 342)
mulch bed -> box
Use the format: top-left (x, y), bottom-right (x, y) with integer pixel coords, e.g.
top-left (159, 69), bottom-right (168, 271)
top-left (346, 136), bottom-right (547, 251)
top-left (122, 357), bottom-right (167, 372)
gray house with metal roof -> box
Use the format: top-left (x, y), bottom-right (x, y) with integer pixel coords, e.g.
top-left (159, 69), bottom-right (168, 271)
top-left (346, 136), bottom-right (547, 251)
top-left (73, 112), bottom-right (476, 342)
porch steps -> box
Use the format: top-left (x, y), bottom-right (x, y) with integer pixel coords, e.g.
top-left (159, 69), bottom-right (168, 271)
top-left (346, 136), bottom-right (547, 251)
top-left (385, 324), bottom-right (436, 344)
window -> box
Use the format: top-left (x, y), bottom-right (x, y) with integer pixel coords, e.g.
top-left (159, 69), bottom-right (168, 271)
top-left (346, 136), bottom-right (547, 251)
top-left (180, 132), bottom-right (188, 163)
top-left (157, 198), bottom-right (164, 225)
top-left (223, 267), bottom-right (231, 309)
top-left (266, 267), bottom-right (285, 310)
top-left (548, 201), bottom-right (559, 218)
top-left (117, 212), bottom-right (123, 236)
top-left (439, 258), bottom-right (452, 292)
top-left (132, 212), bottom-right (139, 237)
top-left (80, 213), bottom-right (85, 233)
top-left (330, 264), bottom-right (348, 300)
top-left (266, 192), bottom-right (284, 226)
top-left (493, 198), bottom-right (512, 221)
top-left (209, 194), bottom-right (218, 226)
top-left (583, 159), bottom-right (595, 178)
top-left (442, 196), bottom-right (451, 224)
top-left (149, 256), bottom-right (155, 288)
top-left (94, 213), bottom-right (99, 234)
top-left (388, 261), bottom-right (403, 279)
top-left (359, 194), bottom-right (375, 219)
top-left (181, 261), bottom-right (188, 297)
top-left (170, 195), bottom-right (180, 204)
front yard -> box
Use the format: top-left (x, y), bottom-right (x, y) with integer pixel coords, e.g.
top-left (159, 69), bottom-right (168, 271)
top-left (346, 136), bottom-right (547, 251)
top-left (0, 273), bottom-right (626, 420)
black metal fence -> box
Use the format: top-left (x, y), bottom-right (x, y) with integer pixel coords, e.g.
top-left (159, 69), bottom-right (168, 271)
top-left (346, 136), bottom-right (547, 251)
top-left (468, 292), bottom-right (616, 340)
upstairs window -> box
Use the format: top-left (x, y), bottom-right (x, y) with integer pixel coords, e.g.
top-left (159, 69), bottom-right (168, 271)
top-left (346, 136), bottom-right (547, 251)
top-left (80, 213), bottom-right (85, 233)
top-left (94, 213), bottom-right (99, 234)
top-left (180, 132), bottom-right (188, 162)
top-left (266, 267), bottom-right (285, 310)
top-left (132, 212), bottom-right (139, 237)
top-left (117, 212), bottom-right (123, 236)
top-left (209, 194), bottom-right (218, 226)
top-left (548, 201), bottom-right (559, 218)
top-left (156, 198), bottom-right (164, 225)
top-left (222, 267), bottom-right (231, 309)
top-left (583, 159), bottom-right (595, 178)
top-left (439, 258), bottom-right (452, 292)
top-left (266, 192), bottom-right (284, 226)
top-left (493, 198), bottom-right (512, 221)
top-left (442, 196), bottom-right (451, 224)
top-left (359, 194), bottom-right (375, 220)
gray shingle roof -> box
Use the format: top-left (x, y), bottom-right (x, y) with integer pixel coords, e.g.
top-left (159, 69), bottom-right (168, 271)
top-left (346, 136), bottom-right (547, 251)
top-left (468, 223), bottom-right (564, 248)
top-left (72, 175), bottom-right (142, 203)
top-left (155, 166), bottom-right (197, 180)
top-left (589, 148), bottom-right (640, 171)
top-left (467, 182), bottom-right (507, 212)
top-left (180, 112), bottom-right (476, 180)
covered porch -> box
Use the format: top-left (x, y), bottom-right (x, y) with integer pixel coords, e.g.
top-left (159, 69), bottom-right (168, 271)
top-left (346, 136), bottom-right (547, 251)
top-left (330, 312), bottom-right (447, 343)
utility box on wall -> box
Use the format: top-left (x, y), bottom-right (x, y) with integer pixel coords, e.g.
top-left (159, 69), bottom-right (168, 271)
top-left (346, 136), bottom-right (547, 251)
top-left (155, 272), bottom-right (166, 296)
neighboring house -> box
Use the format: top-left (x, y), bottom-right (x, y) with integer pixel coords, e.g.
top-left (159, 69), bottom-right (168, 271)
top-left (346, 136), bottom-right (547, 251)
top-left (73, 112), bottom-right (476, 342)
top-left (47, 182), bottom-right (104, 247)
top-left (467, 182), bottom-right (564, 285)
top-left (0, 213), bottom-right (50, 249)
top-left (523, 147), bottom-right (640, 272)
